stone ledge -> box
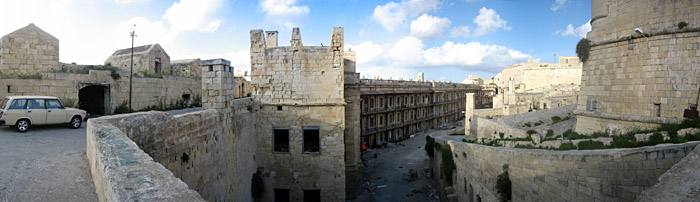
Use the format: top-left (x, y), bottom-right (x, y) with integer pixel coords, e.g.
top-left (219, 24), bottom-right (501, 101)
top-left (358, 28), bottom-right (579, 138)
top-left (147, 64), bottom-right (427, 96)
top-left (86, 114), bottom-right (205, 202)
top-left (574, 110), bottom-right (684, 125)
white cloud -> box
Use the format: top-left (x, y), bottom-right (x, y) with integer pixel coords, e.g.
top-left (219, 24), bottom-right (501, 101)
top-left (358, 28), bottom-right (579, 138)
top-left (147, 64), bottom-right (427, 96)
top-left (347, 41), bottom-right (385, 64)
top-left (259, 0), bottom-right (309, 29)
top-left (112, 0), bottom-right (224, 49)
top-left (410, 14), bottom-right (451, 40)
top-left (377, 36), bottom-right (530, 73)
top-left (554, 21), bottom-right (591, 38)
top-left (163, 0), bottom-right (223, 33)
top-left (551, 0), bottom-right (567, 12)
top-left (389, 36), bottom-right (425, 66)
top-left (450, 25), bottom-right (471, 38)
top-left (371, 0), bottom-right (441, 32)
top-left (260, 0), bottom-right (309, 16)
top-left (472, 7), bottom-right (510, 37)
top-left (115, 0), bottom-right (147, 5)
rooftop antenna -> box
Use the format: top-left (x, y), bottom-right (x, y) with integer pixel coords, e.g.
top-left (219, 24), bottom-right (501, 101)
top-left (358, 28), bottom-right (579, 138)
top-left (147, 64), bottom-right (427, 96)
top-left (129, 24), bottom-right (137, 112)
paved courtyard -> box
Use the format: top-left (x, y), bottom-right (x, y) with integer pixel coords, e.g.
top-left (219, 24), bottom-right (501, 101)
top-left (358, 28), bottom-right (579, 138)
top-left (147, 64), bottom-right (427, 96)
top-left (0, 124), bottom-right (96, 202)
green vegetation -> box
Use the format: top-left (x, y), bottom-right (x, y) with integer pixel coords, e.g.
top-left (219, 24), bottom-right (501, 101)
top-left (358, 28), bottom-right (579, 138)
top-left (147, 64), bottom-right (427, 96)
top-left (558, 142), bottom-right (577, 150)
top-left (551, 115), bottom-right (572, 124)
top-left (577, 140), bottom-right (609, 150)
top-left (576, 38), bottom-right (591, 63)
top-left (113, 101), bottom-right (131, 114)
top-left (496, 170), bottom-right (512, 202)
top-left (17, 73), bottom-right (42, 79)
top-left (546, 129), bottom-right (554, 137)
top-left (523, 122), bottom-right (531, 127)
top-left (191, 95), bottom-right (202, 107)
top-left (181, 152), bottom-right (190, 163)
top-left (534, 120), bottom-right (544, 126)
top-left (526, 130), bottom-right (537, 135)
top-left (514, 144), bottom-right (537, 149)
top-left (678, 21), bottom-right (688, 29)
top-left (55, 65), bottom-right (121, 80)
top-left (137, 69), bottom-right (166, 78)
top-left (441, 145), bottom-right (456, 185)
top-left (499, 132), bottom-right (505, 139)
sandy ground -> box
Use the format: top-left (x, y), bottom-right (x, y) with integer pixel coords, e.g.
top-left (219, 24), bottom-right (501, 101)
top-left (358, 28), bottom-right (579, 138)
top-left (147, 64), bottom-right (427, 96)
top-left (355, 129), bottom-right (453, 202)
top-left (0, 124), bottom-right (97, 202)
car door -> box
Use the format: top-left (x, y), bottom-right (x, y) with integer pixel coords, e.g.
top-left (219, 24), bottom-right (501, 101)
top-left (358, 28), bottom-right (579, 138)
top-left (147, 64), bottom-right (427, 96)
top-left (46, 99), bottom-right (67, 124)
top-left (26, 99), bottom-right (47, 125)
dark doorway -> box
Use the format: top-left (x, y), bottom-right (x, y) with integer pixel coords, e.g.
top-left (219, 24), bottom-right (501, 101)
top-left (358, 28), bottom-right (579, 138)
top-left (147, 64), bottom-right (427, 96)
top-left (79, 85), bottom-right (108, 116)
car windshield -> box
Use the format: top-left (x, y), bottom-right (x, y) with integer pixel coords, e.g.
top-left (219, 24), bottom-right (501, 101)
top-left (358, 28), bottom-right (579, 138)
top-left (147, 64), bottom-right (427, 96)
top-left (0, 98), bottom-right (8, 110)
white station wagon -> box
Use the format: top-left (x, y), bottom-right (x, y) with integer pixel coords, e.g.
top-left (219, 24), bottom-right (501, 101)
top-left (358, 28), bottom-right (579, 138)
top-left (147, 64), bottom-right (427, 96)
top-left (0, 96), bottom-right (87, 132)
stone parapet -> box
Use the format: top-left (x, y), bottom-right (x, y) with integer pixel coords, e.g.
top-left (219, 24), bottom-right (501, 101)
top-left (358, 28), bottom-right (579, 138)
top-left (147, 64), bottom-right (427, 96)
top-left (430, 135), bottom-right (700, 202)
top-left (86, 113), bottom-right (205, 202)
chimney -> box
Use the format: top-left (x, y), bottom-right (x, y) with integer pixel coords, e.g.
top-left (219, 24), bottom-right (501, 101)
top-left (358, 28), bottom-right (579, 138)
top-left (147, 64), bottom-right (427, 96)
top-left (265, 31), bottom-right (278, 48)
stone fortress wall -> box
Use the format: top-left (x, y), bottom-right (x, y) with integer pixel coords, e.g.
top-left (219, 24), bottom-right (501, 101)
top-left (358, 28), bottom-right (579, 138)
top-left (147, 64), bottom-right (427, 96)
top-left (575, 0), bottom-right (700, 134)
top-left (430, 135), bottom-right (700, 202)
top-left (494, 59), bottom-right (582, 92)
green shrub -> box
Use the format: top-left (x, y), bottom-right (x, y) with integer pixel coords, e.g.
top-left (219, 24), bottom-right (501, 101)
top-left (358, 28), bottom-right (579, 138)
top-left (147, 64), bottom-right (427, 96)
top-left (526, 130), bottom-right (537, 135)
top-left (441, 145), bottom-right (456, 185)
top-left (17, 73), bottom-right (42, 79)
top-left (551, 116), bottom-right (562, 123)
top-left (645, 133), bottom-right (665, 146)
top-left (137, 69), bottom-right (164, 78)
top-left (577, 140), bottom-right (609, 150)
top-left (558, 142), bottom-right (576, 150)
top-left (113, 101), bottom-right (131, 114)
top-left (546, 129), bottom-right (554, 137)
top-left (534, 121), bottom-right (542, 127)
top-left (514, 144), bottom-right (537, 149)
top-left (496, 170), bottom-right (512, 202)
top-left (678, 21), bottom-right (688, 29)
top-left (611, 133), bottom-right (638, 148)
top-left (499, 132), bottom-right (505, 139)
top-left (191, 94), bottom-right (202, 107)
top-left (590, 131), bottom-right (610, 138)
top-left (576, 38), bottom-right (591, 63)
top-left (523, 122), bottom-right (531, 127)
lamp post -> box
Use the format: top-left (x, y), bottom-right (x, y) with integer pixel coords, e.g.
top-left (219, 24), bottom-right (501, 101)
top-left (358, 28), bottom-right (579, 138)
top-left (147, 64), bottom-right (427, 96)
top-left (129, 25), bottom-right (136, 112)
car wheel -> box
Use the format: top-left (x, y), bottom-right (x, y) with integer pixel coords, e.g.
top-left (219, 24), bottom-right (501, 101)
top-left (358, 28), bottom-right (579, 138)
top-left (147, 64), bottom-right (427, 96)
top-left (16, 119), bottom-right (30, 132)
top-left (70, 116), bottom-right (82, 129)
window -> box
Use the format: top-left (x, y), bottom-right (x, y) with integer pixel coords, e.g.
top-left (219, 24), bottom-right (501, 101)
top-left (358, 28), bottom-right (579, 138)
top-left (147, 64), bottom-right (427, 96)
top-left (8, 99), bottom-right (27, 110)
top-left (27, 99), bottom-right (45, 109)
top-left (273, 128), bottom-right (290, 153)
top-left (303, 127), bottom-right (320, 153)
top-left (654, 103), bottom-right (661, 117)
top-left (182, 94), bottom-right (191, 103)
top-left (0, 98), bottom-right (9, 109)
top-left (370, 98), bottom-right (374, 109)
top-left (7, 85), bottom-right (10, 93)
top-left (277, 106), bottom-right (283, 111)
top-left (379, 98), bottom-right (383, 108)
top-left (586, 100), bottom-right (598, 112)
top-left (304, 190), bottom-right (321, 202)
top-left (46, 99), bottom-right (63, 109)
top-left (379, 116), bottom-right (383, 125)
top-left (208, 65), bottom-right (213, 72)
top-left (274, 189), bottom-right (290, 202)
top-left (370, 117), bottom-right (375, 127)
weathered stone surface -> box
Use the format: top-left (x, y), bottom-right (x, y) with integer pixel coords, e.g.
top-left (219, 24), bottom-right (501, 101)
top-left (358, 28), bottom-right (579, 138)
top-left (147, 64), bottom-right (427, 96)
top-left (430, 135), bottom-right (700, 202)
top-left (637, 143), bottom-right (700, 201)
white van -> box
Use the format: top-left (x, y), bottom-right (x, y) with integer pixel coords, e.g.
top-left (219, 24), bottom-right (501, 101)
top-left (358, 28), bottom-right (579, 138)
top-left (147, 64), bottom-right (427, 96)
top-left (0, 96), bottom-right (87, 132)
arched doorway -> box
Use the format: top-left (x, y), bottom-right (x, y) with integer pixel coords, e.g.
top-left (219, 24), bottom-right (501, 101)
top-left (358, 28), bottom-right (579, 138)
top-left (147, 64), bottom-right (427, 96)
top-left (79, 85), bottom-right (109, 116)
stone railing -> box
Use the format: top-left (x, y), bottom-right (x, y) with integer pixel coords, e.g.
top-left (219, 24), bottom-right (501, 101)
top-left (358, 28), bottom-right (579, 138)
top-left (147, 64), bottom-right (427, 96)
top-left (86, 112), bottom-right (206, 202)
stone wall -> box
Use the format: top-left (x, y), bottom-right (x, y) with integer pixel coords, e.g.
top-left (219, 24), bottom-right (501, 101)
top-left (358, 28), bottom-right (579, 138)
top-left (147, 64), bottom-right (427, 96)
top-left (493, 61), bottom-right (582, 92)
top-left (86, 112), bottom-right (205, 202)
top-left (0, 71), bottom-right (200, 115)
top-left (576, 0), bottom-right (700, 134)
top-left (472, 116), bottom-right (527, 139)
top-left (637, 144), bottom-right (700, 201)
top-left (87, 98), bottom-right (257, 201)
top-left (0, 23), bottom-right (59, 76)
top-left (430, 135), bottom-right (700, 202)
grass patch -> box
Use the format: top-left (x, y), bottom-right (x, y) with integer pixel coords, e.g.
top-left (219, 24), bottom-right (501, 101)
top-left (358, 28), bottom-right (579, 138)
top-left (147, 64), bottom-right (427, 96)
top-left (137, 69), bottom-right (166, 78)
top-left (441, 145), bottom-right (456, 185)
top-left (17, 73), bottom-right (42, 79)
top-left (577, 140), bottom-right (609, 150)
top-left (523, 122), bottom-right (531, 127)
top-left (546, 129), bottom-right (554, 137)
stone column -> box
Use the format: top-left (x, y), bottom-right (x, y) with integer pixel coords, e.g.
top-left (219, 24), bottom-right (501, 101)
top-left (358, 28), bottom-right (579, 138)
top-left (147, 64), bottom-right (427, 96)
top-left (201, 58), bottom-right (233, 111)
top-left (465, 93), bottom-right (475, 138)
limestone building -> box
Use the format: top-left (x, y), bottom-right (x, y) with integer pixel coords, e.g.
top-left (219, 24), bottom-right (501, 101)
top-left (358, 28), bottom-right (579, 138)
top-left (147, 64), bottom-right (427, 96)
top-left (105, 44), bottom-right (171, 74)
top-left (358, 79), bottom-right (481, 147)
top-left (575, 0), bottom-right (700, 134)
top-left (171, 58), bottom-right (202, 77)
top-left (0, 23), bottom-right (59, 77)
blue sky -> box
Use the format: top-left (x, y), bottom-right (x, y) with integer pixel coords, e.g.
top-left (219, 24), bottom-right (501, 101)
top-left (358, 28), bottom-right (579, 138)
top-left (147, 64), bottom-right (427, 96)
top-left (0, 0), bottom-right (591, 82)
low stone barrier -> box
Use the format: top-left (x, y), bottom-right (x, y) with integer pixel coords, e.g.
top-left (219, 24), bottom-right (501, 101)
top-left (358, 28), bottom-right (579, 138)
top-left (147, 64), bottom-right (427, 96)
top-left (430, 135), bottom-right (700, 202)
top-left (87, 112), bottom-right (205, 202)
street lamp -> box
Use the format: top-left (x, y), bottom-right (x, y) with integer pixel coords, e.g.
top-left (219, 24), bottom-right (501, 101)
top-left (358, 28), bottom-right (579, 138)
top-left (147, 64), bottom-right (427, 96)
top-left (129, 24), bottom-right (137, 112)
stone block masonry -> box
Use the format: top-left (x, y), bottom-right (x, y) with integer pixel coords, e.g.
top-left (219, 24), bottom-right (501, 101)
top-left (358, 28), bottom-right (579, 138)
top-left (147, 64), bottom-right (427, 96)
top-left (430, 135), bottom-right (700, 202)
top-left (0, 23), bottom-right (59, 76)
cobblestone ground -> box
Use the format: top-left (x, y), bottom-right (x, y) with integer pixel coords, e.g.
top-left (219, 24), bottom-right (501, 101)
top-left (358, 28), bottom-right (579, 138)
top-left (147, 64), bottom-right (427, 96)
top-left (354, 128), bottom-right (461, 202)
top-left (0, 124), bottom-right (96, 202)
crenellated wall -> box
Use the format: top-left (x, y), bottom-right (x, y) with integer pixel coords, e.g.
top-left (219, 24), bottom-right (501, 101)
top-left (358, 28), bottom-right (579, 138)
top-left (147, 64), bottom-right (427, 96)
top-left (430, 135), bottom-right (700, 202)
